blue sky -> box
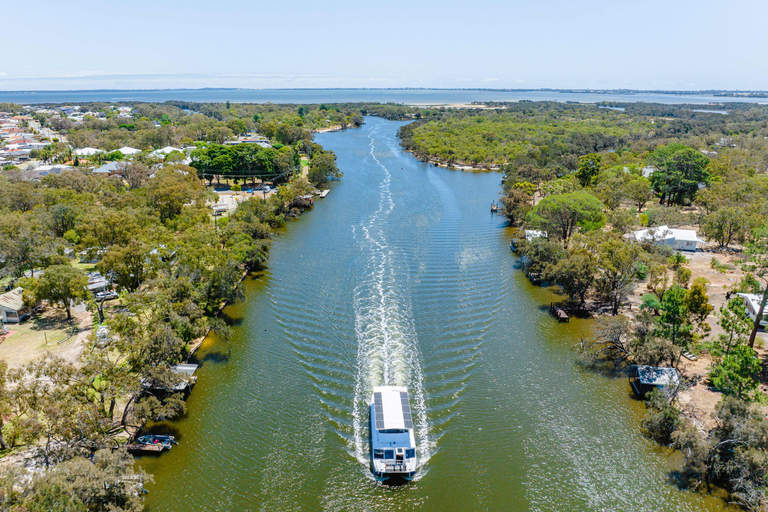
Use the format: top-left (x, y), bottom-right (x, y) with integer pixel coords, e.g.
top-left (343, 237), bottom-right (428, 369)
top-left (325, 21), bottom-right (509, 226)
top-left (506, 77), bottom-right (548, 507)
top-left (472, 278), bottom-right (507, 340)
top-left (2, 0), bottom-right (767, 91)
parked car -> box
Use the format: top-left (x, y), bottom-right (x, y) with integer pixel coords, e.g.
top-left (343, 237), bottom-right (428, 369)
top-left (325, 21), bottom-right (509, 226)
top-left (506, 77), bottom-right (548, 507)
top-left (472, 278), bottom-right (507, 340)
top-left (95, 291), bottom-right (119, 301)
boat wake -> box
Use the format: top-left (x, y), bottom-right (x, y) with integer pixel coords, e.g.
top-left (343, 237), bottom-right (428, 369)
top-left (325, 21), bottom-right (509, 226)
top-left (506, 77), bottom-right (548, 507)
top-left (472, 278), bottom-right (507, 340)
top-left (351, 127), bottom-right (432, 477)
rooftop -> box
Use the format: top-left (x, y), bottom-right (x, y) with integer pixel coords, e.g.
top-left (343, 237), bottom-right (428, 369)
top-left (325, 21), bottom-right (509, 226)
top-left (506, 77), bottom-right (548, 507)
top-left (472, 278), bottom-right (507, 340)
top-left (373, 386), bottom-right (414, 431)
top-left (0, 288), bottom-right (25, 312)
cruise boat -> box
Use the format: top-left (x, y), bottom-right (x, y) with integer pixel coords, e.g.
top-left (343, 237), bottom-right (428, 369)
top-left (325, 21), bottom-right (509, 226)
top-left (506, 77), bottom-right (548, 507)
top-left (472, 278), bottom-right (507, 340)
top-left (370, 386), bottom-right (418, 481)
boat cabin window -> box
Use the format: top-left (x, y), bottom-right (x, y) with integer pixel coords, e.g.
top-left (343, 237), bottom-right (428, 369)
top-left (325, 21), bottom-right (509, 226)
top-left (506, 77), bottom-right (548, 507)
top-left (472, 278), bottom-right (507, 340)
top-left (384, 449), bottom-right (394, 460)
top-left (406, 448), bottom-right (416, 458)
top-left (373, 449), bottom-right (385, 459)
top-left (381, 429), bottom-right (407, 433)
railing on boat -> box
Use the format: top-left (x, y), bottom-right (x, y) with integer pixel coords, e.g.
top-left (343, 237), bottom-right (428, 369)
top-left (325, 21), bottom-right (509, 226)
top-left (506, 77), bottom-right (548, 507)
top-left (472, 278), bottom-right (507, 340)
top-left (384, 463), bottom-right (408, 472)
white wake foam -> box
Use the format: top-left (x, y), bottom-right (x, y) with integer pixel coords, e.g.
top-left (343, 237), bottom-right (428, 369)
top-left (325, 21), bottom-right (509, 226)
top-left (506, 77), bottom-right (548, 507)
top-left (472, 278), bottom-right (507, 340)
top-left (351, 126), bottom-right (432, 474)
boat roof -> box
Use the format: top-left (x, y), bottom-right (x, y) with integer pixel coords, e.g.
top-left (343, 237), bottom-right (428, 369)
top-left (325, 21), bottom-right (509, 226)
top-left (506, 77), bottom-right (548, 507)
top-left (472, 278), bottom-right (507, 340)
top-left (372, 386), bottom-right (414, 431)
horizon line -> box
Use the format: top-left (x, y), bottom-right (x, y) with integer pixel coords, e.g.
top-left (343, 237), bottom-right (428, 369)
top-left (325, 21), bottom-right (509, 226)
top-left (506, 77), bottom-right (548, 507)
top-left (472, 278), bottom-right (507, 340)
top-left (2, 87), bottom-right (768, 94)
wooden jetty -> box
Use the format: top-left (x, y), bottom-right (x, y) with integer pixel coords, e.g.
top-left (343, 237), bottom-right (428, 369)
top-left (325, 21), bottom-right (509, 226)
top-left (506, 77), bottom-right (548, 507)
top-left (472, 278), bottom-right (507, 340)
top-left (550, 303), bottom-right (570, 322)
top-left (125, 443), bottom-right (165, 454)
top-left (319, 189), bottom-right (330, 198)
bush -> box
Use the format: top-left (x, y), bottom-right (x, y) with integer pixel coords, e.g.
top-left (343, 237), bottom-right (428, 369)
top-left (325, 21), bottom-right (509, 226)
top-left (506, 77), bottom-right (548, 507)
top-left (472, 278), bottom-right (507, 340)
top-left (641, 388), bottom-right (683, 445)
top-left (640, 293), bottom-right (661, 315)
top-left (709, 345), bottom-right (762, 401)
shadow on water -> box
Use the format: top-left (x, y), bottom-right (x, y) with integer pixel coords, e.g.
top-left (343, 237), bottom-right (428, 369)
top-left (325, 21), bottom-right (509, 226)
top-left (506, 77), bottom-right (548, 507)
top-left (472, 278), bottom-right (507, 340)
top-left (218, 311), bottom-right (243, 327)
top-left (667, 470), bottom-right (733, 506)
top-left (192, 350), bottom-right (230, 364)
top-left (143, 422), bottom-right (183, 440)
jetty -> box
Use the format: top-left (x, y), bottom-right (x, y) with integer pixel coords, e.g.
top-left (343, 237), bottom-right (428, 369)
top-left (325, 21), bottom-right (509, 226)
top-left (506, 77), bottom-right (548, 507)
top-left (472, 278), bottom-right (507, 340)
top-left (319, 189), bottom-right (330, 198)
top-left (125, 443), bottom-right (165, 454)
top-left (550, 303), bottom-right (570, 322)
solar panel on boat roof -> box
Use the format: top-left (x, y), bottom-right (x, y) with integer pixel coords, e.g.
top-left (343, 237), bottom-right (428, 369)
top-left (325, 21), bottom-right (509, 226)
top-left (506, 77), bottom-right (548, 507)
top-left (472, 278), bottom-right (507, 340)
top-left (373, 392), bottom-right (385, 430)
top-left (400, 392), bottom-right (414, 429)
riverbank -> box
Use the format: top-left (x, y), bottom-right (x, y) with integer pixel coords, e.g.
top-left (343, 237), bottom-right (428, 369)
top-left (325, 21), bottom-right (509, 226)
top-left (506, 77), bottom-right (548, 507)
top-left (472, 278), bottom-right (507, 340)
top-left (135, 116), bottom-right (737, 512)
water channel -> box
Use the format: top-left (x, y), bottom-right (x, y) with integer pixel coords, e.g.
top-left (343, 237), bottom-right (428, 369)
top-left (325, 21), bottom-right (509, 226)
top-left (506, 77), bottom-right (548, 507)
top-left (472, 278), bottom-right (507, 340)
top-left (140, 117), bottom-right (731, 511)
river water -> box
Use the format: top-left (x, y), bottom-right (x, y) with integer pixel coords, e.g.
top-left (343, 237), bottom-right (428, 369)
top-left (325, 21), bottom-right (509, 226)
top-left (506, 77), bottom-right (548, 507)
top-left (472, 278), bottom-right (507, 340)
top-left (139, 117), bottom-right (731, 511)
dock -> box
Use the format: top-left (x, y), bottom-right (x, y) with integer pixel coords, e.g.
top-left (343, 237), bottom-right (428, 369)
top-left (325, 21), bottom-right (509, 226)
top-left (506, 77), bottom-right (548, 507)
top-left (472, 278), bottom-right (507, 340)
top-left (490, 202), bottom-right (499, 213)
top-left (126, 443), bottom-right (165, 454)
top-left (550, 303), bottom-right (570, 322)
top-left (319, 189), bottom-right (330, 198)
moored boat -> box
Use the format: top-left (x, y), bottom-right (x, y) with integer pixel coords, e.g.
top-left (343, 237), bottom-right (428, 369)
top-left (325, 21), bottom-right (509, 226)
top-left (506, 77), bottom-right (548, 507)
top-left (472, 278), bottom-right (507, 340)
top-left (370, 386), bottom-right (418, 481)
top-left (136, 434), bottom-right (177, 451)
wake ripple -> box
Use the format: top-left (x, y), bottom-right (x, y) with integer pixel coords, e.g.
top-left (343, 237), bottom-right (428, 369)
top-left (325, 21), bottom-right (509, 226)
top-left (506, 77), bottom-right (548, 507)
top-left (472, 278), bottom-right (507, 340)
top-left (351, 126), bottom-right (432, 473)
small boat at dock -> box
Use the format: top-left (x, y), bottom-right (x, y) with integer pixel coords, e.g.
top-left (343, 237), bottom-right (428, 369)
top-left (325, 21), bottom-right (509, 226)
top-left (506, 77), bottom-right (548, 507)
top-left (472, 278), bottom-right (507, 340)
top-left (370, 386), bottom-right (418, 481)
top-left (127, 434), bottom-right (177, 453)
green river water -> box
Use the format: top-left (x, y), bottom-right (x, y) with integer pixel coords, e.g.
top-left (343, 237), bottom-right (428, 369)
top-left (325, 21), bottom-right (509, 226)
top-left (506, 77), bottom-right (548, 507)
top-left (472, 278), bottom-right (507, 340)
top-left (139, 117), bottom-right (732, 511)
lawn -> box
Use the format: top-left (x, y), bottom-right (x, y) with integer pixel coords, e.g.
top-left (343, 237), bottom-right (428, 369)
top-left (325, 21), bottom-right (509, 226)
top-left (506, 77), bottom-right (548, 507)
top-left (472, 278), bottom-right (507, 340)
top-left (0, 307), bottom-right (92, 367)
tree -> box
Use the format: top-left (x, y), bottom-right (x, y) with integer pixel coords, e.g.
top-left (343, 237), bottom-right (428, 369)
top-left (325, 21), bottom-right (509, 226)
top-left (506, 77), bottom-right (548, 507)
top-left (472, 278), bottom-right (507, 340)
top-left (500, 188), bottom-right (532, 225)
top-left (526, 192), bottom-right (605, 241)
top-left (700, 206), bottom-right (753, 249)
top-left (575, 153), bottom-right (601, 187)
top-left (227, 118), bottom-right (248, 136)
top-left (648, 144), bottom-right (710, 206)
top-left (308, 151), bottom-right (342, 188)
top-left (117, 161), bottom-right (151, 190)
top-left (659, 284), bottom-right (691, 348)
top-left (146, 166), bottom-right (206, 222)
top-left (641, 388), bottom-right (683, 445)
top-left (713, 297), bottom-right (752, 356)
top-left (29, 265), bottom-right (89, 320)
top-left (98, 243), bottom-right (156, 293)
top-left (593, 234), bottom-right (643, 315)
top-left (709, 345), bottom-right (762, 401)
top-left (624, 177), bottom-right (654, 212)
top-left (544, 245), bottom-right (597, 308)
top-left (0, 361), bottom-right (11, 450)
top-left (22, 449), bottom-right (149, 512)
top-left (684, 277), bottom-right (713, 324)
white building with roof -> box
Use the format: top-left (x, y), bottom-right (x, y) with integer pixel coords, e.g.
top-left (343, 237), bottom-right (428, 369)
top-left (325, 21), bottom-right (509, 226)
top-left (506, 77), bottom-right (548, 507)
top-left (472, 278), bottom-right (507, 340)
top-left (625, 225), bottom-right (706, 252)
top-left (0, 288), bottom-right (30, 324)
top-left (737, 293), bottom-right (768, 328)
top-left (149, 146), bottom-right (183, 158)
top-left (74, 147), bottom-right (105, 156)
top-left (118, 146), bottom-right (141, 156)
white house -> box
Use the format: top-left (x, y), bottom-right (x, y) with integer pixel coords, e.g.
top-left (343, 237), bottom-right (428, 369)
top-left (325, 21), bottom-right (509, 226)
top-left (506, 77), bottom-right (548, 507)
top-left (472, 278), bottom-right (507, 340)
top-left (737, 293), bottom-right (768, 328)
top-left (149, 146), bottom-right (183, 159)
top-left (74, 147), bottom-right (105, 156)
top-left (118, 146), bottom-right (141, 156)
top-left (626, 225), bottom-right (706, 252)
top-left (0, 288), bottom-right (29, 324)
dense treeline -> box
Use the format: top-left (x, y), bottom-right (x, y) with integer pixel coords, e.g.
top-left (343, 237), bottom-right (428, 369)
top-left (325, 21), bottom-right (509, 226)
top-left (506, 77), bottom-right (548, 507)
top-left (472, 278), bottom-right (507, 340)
top-left (0, 154), bottom-right (322, 509)
top-left (390, 102), bottom-right (768, 509)
top-left (398, 101), bottom-right (768, 173)
top-left (190, 140), bottom-right (341, 187)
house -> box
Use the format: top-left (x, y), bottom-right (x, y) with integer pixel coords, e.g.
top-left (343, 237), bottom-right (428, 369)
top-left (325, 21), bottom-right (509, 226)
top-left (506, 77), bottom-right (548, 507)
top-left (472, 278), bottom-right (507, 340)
top-left (625, 225), bottom-right (706, 252)
top-left (736, 293), bottom-right (768, 328)
top-left (93, 161), bottom-right (121, 175)
top-left (0, 288), bottom-right (30, 324)
top-left (149, 146), bottom-right (182, 159)
top-left (74, 147), bottom-right (105, 157)
top-left (118, 146), bottom-right (140, 156)
top-left (628, 365), bottom-right (680, 396)
top-left (241, 137), bottom-right (272, 148)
